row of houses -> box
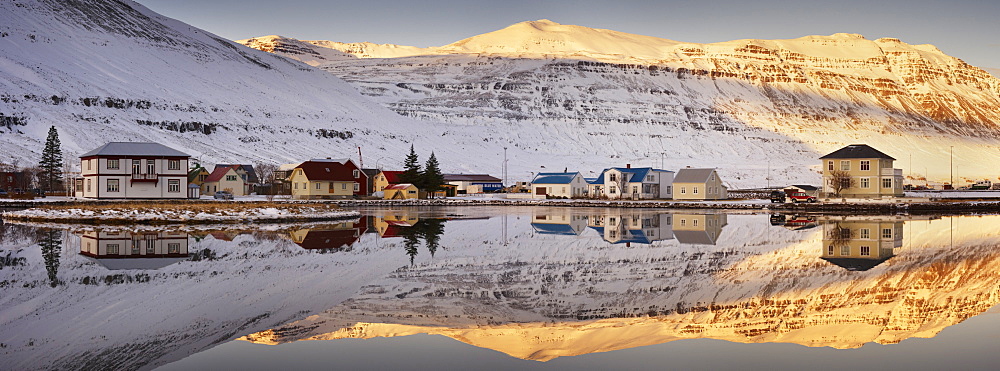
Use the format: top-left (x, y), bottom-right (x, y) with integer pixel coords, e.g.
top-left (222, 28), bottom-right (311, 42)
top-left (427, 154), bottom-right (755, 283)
top-left (527, 165), bottom-right (728, 200)
top-left (70, 141), bottom-right (905, 200)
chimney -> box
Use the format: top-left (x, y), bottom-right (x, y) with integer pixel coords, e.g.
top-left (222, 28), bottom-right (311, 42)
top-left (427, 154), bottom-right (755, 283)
top-left (626, 164), bottom-right (631, 169)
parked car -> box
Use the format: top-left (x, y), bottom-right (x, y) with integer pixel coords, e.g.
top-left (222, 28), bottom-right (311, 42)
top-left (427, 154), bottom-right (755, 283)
top-left (31, 188), bottom-right (45, 198)
top-left (788, 192), bottom-right (817, 203)
top-left (214, 190), bottom-right (234, 200)
top-left (0, 189), bottom-right (7, 197)
top-left (769, 190), bottom-right (786, 203)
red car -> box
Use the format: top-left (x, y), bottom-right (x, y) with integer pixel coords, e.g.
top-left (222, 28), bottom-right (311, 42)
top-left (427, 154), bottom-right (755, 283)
top-left (788, 192), bottom-right (817, 203)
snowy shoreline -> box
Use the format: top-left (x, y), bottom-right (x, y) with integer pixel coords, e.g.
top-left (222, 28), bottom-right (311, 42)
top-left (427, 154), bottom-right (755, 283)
top-left (0, 204), bottom-right (360, 225)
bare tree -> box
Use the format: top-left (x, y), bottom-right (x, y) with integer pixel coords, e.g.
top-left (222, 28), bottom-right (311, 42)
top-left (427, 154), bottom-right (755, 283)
top-left (828, 170), bottom-right (855, 197)
top-left (254, 162), bottom-right (278, 201)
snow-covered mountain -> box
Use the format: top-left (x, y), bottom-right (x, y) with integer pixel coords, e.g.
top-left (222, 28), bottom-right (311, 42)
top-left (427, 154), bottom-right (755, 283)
top-left (240, 20), bottom-right (1000, 186)
top-left (0, 0), bottom-right (490, 174)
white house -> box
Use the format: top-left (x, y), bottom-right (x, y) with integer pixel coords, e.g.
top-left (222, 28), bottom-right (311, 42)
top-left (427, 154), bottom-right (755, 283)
top-left (77, 142), bottom-right (190, 199)
top-left (530, 172), bottom-right (587, 198)
top-left (592, 166), bottom-right (674, 199)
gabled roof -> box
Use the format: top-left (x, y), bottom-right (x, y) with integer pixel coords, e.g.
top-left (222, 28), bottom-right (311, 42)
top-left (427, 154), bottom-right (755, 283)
top-left (819, 144), bottom-right (896, 160)
top-left (443, 173), bottom-right (501, 182)
top-left (532, 172), bottom-right (581, 184)
top-left (531, 223), bottom-right (581, 235)
top-left (380, 170), bottom-right (404, 183)
top-left (294, 229), bottom-right (361, 250)
top-left (593, 167), bottom-right (672, 184)
top-left (674, 168), bottom-right (718, 183)
top-left (80, 142), bottom-right (189, 158)
top-left (295, 159), bottom-right (362, 181)
top-left (215, 164), bottom-right (259, 184)
top-left (674, 230), bottom-right (718, 245)
top-left (584, 177), bottom-right (598, 184)
top-left (820, 257), bottom-right (891, 271)
top-left (385, 183), bottom-right (416, 190)
top-left (204, 165), bottom-right (240, 183)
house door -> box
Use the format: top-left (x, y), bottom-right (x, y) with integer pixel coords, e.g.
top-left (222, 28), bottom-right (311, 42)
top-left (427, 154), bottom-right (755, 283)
top-left (535, 187), bottom-right (546, 195)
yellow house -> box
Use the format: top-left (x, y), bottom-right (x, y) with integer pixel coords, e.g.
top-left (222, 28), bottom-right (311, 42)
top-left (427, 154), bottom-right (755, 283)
top-left (289, 159), bottom-right (364, 200)
top-left (819, 217), bottom-right (903, 270)
top-left (383, 183), bottom-right (419, 199)
top-left (673, 213), bottom-right (729, 245)
top-left (202, 165), bottom-right (247, 196)
top-left (820, 144), bottom-right (904, 198)
top-left (373, 170), bottom-right (404, 193)
top-left (672, 168), bottom-right (728, 200)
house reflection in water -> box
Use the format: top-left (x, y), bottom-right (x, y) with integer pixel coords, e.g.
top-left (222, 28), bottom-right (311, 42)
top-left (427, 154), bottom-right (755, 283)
top-left (819, 216), bottom-right (906, 271)
top-left (289, 219), bottom-right (368, 250)
top-left (673, 213), bottom-right (728, 245)
top-left (588, 211), bottom-right (674, 244)
top-left (77, 230), bottom-right (190, 270)
top-left (373, 212), bottom-right (420, 238)
top-left (530, 209), bottom-right (588, 236)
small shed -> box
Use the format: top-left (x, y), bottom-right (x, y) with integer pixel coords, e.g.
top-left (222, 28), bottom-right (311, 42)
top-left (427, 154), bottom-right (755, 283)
top-left (384, 183), bottom-right (420, 200)
top-left (187, 183), bottom-right (201, 199)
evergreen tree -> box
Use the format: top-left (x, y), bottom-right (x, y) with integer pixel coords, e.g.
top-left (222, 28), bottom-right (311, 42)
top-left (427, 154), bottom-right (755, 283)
top-left (401, 144), bottom-right (421, 186)
top-left (38, 126), bottom-right (64, 192)
top-left (421, 152), bottom-right (444, 198)
top-left (39, 229), bottom-right (62, 287)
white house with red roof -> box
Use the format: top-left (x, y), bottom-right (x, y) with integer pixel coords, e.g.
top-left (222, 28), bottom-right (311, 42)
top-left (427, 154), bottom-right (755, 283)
top-left (76, 142), bottom-right (190, 199)
top-left (201, 165), bottom-right (248, 196)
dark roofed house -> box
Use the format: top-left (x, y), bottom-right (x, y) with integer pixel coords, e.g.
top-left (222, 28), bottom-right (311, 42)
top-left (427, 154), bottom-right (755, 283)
top-left (820, 144), bottom-right (903, 198)
top-left (591, 166), bottom-right (674, 199)
top-left (78, 142), bottom-right (190, 199)
top-left (289, 158), bottom-right (368, 199)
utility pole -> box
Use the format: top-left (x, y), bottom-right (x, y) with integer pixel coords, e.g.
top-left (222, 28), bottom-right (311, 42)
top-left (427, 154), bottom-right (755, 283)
top-left (503, 147), bottom-right (508, 189)
top-left (950, 146), bottom-right (954, 187)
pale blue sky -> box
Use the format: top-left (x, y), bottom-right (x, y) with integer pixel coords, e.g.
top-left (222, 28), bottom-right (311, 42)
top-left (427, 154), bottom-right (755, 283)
top-left (137, 0), bottom-right (999, 72)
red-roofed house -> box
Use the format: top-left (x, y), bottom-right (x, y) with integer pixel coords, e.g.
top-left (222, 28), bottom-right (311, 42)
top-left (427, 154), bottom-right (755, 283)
top-left (383, 183), bottom-right (419, 199)
top-left (372, 170), bottom-right (404, 193)
top-left (289, 158), bottom-right (368, 199)
top-left (201, 165), bottom-right (248, 196)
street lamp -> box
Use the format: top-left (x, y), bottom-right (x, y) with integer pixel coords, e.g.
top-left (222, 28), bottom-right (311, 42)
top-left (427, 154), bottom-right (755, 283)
top-left (950, 146), bottom-right (954, 187)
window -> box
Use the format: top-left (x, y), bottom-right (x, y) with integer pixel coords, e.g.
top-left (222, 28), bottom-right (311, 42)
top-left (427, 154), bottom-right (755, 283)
top-left (168, 243), bottom-right (180, 254)
top-left (680, 219), bottom-right (686, 226)
top-left (693, 219), bottom-right (699, 227)
top-left (882, 228), bottom-right (892, 239)
top-left (882, 178), bottom-right (892, 188)
top-left (840, 160), bottom-right (850, 171)
top-left (132, 160), bottom-right (141, 174)
top-left (841, 245), bottom-right (850, 255)
top-left (353, 183), bottom-right (360, 191)
top-left (226, 175), bottom-right (237, 181)
top-left (860, 177), bottom-right (870, 188)
top-left (860, 228), bottom-right (870, 239)
top-left (610, 186), bottom-right (617, 194)
top-left (294, 183), bottom-right (298, 190)
top-left (353, 169), bottom-right (360, 178)
top-left (840, 228), bottom-right (851, 239)
top-left (693, 187), bottom-right (699, 194)
top-left (647, 175), bottom-right (654, 181)
top-left (107, 179), bottom-right (119, 192)
top-left (860, 160), bottom-right (870, 171)
top-left (681, 187), bottom-right (686, 194)
top-left (827, 245), bottom-right (834, 255)
top-left (861, 246), bottom-right (871, 256)
top-left (341, 183), bottom-right (347, 190)
top-left (828, 161), bottom-right (834, 171)
top-left (316, 182), bottom-right (321, 190)
top-left (107, 244), bottom-right (120, 255)
top-left (86, 179), bottom-right (91, 192)
top-left (407, 190), bottom-right (416, 194)
top-left (108, 159), bottom-right (119, 169)
top-left (168, 159), bottom-right (180, 170)
top-left (146, 159), bottom-right (155, 174)
top-left (86, 160), bottom-right (91, 170)
top-left (168, 179), bottom-right (180, 192)
top-left (632, 186), bottom-right (638, 194)
top-left (131, 242), bottom-right (140, 254)
top-left (610, 173), bottom-right (617, 181)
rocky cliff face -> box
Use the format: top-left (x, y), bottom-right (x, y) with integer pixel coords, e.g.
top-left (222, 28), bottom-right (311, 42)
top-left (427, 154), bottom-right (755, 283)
top-left (241, 20), bottom-right (1000, 185)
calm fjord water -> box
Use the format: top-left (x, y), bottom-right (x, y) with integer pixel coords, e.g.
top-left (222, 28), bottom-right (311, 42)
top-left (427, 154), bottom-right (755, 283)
top-left (2, 207), bottom-right (1000, 370)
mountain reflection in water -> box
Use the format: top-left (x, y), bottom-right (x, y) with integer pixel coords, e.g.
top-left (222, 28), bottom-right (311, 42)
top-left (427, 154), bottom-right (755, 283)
top-left (0, 208), bottom-right (999, 370)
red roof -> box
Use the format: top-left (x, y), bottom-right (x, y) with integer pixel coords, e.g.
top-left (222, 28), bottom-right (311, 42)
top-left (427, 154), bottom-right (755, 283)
top-left (381, 170), bottom-right (404, 183)
top-left (294, 229), bottom-right (361, 249)
top-left (204, 165), bottom-right (240, 183)
top-left (385, 183), bottom-right (415, 190)
top-left (296, 159), bottom-right (363, 181)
